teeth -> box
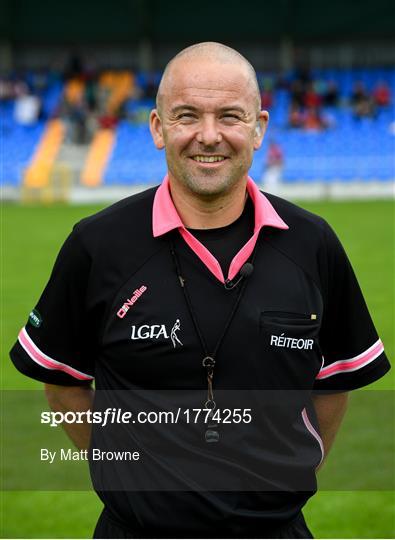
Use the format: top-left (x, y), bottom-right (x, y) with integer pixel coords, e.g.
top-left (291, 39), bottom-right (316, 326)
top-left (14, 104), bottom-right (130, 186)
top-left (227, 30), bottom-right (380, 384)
top-left (192, 156), bottom-right (225, 163)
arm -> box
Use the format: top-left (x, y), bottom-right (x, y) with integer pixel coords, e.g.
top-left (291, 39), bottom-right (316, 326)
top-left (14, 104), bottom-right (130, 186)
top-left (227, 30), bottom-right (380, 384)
top-left (312, 391), bottom-right (348, 467)
top-left (45, 383), bottom-right (95, 450)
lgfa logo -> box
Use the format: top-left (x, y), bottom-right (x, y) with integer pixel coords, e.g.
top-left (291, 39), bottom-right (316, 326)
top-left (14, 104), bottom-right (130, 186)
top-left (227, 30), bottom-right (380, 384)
top-left (117, 286), bottom-right (147, 318)
top-left (131, 319), bottom-right (183, 348)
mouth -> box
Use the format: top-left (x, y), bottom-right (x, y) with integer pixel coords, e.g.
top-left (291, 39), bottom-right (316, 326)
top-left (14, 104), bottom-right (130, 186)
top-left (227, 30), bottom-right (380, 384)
top-left (189, 155), bottom-right (229, 167)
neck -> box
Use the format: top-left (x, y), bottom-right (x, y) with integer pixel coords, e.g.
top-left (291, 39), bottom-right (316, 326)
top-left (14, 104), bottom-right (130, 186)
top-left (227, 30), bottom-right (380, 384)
top-left (169, 178), bottom-right (248, 229)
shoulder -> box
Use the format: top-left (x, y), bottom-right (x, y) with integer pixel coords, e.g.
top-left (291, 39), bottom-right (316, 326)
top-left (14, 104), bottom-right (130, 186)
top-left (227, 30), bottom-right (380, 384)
top-left (75, 186), bottom-right (158, 236)
top-left (262, 191), bottom-right (330, 243)
top-left (70, 186), bottom-right (158, 252)
top-left (260, 192), bottom-right (343, 286)
top-left (263, 192), bottom-right (326, 229)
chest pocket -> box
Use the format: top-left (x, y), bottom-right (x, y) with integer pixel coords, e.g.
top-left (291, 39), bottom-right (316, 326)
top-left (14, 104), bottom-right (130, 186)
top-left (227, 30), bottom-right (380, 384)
top-left (261, 311), bottom-right (319, 334)
top-left (259, 311), bottom-right (322, 389)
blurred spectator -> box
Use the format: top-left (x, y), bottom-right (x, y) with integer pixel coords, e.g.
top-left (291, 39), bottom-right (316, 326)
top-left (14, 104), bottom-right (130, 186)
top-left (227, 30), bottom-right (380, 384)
top-left (14, 89), bottom-right (41, 125)
top-left (290, 79), bottom-right (305, 108)
top-left (262, 140), bottom-right (284, 194)
top-left (260, 76), bottom-right (274, 109)
top-left (14, 79), bottom-right (29, 98)
top-left (84, 73), bottom-right (98, 112)
top-left (260, 89), bottom-right (273, 109)
top-left (373, 81), bottom-right (391, 107)
top-left (288, 103), bottom-right (304, 128)
top-left (324, 80), bottom-right (339, 106)
top-left (69, 103), bottom-right (88, 143)
top-left (351, 81), bottom-right (368, 105)
top-left (98, 113), bottom-right (118, 130)
top-left (304, 106), bottom-right (327, 131)
top-left (294, 64), bottom-right (312, 86)
top-left (351, 81), bottom-right (376, 118)
top-left (61, 77), bottom-right (88, 143)
top-left (86, 113), bottom-right (99, 140)
top-left (304, 82), bottom-right (322, 108)
top-left (0, 79), bottom-right (14, 101)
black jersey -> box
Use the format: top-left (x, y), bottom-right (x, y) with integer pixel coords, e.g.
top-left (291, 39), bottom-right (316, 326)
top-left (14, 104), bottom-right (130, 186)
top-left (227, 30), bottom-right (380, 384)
top-left (10, 176), bottom-right (390, 536)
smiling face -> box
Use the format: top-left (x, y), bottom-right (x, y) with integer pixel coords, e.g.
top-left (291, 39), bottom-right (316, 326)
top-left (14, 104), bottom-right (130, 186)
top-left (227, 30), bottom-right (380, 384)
top-left (150, 57), bottom-right (268, 199)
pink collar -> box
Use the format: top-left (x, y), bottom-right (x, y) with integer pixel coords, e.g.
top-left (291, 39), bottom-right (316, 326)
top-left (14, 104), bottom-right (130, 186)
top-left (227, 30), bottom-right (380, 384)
top-left (153, 175), bottom-right (288, 237)
top-left (152, 175), bottom-right (289, 282)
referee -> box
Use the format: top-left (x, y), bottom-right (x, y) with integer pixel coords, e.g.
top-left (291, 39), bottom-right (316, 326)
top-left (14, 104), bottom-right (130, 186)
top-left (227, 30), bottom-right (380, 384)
top-left (10, 42), bottom-right (390, 538)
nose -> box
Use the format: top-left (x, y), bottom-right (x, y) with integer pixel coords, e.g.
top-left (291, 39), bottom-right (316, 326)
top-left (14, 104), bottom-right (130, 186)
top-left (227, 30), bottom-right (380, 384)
top-left (196, 115), bottom-right (222, 146)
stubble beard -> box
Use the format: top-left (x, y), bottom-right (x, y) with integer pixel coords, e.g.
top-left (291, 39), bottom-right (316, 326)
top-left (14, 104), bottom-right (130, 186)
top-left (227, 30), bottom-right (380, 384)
top-left (171, 160), bottom-right (247, 199)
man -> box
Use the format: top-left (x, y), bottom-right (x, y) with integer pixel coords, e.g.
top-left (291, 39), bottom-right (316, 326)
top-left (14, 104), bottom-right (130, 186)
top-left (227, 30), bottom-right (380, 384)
top-left (10, 43), bottom-right (390, 538)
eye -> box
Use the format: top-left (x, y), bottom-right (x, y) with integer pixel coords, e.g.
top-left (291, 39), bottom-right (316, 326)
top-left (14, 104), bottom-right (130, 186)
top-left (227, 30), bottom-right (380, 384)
top-left (177, 113), bottom-right (197, 120)
top-left (221, 114), bottom-right (241, 121)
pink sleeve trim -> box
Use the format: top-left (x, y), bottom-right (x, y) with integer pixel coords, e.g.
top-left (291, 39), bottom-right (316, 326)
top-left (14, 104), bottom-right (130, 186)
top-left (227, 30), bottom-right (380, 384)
top-left (301, 407), bottom-right (324, 468)
top-left (316, 339), bottom-right (384, 380)
top-left (18, 327), bottom-right (94, 381)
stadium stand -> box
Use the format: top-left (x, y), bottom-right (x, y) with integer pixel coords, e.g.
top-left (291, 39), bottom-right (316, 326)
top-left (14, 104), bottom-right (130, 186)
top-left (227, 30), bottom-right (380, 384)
top-left (1, 68), bottom-right (394, 193)
top-left (24, 119), bottom-right (65, 188)
top-left (1, 102), bottom-right (46, 186)
top-left (81, 129), bottom-right (115, 186)
top-left (1, 76), bottom-right (64, 187)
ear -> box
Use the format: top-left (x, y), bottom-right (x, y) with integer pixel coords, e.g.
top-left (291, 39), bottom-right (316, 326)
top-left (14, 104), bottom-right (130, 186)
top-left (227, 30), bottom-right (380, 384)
top-left (149, 109), bottom-right (165, 150)
top-left (253, 110), bottom-right (269, 150)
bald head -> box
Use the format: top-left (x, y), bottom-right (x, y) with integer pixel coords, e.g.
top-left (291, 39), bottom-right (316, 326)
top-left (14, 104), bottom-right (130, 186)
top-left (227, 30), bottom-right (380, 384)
top-left (156, 42), bottom-right (261, 115)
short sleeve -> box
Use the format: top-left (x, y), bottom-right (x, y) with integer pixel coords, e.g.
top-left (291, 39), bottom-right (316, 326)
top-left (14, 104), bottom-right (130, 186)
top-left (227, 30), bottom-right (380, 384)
top-left (314, 222), bottom-right (390, 391)
top-left (9, 226), bottom-right (95, 386)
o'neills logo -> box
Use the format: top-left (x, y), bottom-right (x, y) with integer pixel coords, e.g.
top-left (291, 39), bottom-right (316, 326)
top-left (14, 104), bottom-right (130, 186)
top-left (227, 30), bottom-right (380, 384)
top-left (117, 286), bottom-right (147, 318)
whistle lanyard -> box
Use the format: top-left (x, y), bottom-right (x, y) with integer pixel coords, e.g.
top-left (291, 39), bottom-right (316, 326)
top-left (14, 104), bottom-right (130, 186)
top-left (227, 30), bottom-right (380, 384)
top-left (169, 237), bottom-right (256, 441)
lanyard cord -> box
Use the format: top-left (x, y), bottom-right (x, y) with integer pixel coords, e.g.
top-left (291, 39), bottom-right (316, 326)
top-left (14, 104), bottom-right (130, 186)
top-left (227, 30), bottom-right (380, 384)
top-left (169, 235), bottom-right (256, 411)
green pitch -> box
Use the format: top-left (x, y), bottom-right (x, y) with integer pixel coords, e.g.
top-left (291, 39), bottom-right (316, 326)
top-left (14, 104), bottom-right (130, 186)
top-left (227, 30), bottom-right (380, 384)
top-left (1, 200), bottom-right (394, 538)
